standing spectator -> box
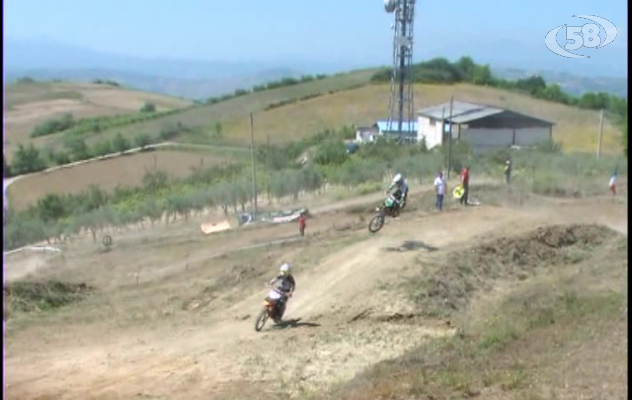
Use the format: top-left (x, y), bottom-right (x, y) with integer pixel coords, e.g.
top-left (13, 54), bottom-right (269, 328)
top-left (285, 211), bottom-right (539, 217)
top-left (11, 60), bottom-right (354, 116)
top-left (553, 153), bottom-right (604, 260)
top-left (460, 166), bottom-right (470, 206)
top-left (504, 158), bottom-right (512, 185)
top-left (298, 213), bottom-right (306, 236)
top-left (434, 171), bottom-right (446, 211)
top-left (609, 166), bottom-right (618, 197)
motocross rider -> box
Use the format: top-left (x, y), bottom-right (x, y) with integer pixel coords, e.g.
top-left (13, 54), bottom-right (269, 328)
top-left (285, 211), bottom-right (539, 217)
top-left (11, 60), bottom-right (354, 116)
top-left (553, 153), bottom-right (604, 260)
top-left (385, 173), bottom-right (409, 213)
top-left (268, 263), bottom-right (296, 323)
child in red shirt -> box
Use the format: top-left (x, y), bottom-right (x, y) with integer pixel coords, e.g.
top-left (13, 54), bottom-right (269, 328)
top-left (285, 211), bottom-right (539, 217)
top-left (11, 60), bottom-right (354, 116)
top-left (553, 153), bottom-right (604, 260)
top-left (298, 214), bottom-right (306, 236)
top-left (460, 166), bottom-right (470, 206)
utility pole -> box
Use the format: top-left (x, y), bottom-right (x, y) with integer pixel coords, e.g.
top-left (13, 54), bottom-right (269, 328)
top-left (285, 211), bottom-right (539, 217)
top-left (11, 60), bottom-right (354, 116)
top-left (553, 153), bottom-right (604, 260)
top-left (597, 108), bottom-right (604, 159)
top-left (441, 106), bottom-right (446, 171)
top-left (249, 113), bottom-right (258, 218)
top-left (447, 96), bottom-right (454, 179)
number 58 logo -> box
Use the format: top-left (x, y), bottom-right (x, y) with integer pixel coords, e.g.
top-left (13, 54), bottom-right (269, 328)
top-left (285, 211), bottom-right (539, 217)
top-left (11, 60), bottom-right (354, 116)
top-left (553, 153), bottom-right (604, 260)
top-left (545, 15), bottom-right (618, 58)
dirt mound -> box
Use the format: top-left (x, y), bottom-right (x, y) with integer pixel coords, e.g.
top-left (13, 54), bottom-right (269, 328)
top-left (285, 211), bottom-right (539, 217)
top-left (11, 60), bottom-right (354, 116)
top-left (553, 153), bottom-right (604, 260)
top-left (3, 280), bottom-right (93, 319)
top-left (407, 224), bottom-right (620, 316)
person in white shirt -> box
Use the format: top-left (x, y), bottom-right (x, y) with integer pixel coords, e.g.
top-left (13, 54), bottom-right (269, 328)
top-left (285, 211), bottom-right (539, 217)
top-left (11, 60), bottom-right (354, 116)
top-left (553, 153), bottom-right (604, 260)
top-left (433, 171), bottom-right (446, 211)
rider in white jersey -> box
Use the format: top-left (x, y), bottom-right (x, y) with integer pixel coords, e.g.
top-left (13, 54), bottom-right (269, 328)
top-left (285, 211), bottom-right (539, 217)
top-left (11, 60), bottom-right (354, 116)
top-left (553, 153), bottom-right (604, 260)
top-left (385, 173), bottom-right (409, 212)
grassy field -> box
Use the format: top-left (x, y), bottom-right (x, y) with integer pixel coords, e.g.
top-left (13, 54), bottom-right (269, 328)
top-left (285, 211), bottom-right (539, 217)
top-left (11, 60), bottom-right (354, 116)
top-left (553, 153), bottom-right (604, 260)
top-left (26, 70), bottom-right (377, 152)
top-left (223, 82), bottom-right (623, 153)
top-left (4, 69), bottom-right (626, 216)
top-left (4, 80), bottom-right (193, 156)
top-left (7, 71), bottom-right (623, 157)
top-left (8, 149), bottom-right (233, 211)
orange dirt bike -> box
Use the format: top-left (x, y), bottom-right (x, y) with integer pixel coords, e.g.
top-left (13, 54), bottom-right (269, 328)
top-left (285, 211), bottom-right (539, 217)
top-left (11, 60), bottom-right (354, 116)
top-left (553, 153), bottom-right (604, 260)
top-left (254, 288), bottom-right (292, 332)
top-left (368, 193), bottom-right (405, 233)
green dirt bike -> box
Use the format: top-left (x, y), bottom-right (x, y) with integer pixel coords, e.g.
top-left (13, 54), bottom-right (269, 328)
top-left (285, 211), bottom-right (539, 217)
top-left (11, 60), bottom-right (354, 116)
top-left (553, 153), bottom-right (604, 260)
top-left (368, 194), bottom-right (405, 233)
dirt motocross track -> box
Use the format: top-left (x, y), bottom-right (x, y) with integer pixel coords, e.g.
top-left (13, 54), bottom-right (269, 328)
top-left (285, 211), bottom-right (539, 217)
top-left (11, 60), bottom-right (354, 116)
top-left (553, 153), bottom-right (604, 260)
top-left (4, 187), bottom-right (628, 400)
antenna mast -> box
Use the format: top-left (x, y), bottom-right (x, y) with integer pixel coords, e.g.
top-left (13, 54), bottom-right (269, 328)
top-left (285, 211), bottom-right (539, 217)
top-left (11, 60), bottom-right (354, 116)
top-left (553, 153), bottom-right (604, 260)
top-left (384, 0), bottom-right (416, 142)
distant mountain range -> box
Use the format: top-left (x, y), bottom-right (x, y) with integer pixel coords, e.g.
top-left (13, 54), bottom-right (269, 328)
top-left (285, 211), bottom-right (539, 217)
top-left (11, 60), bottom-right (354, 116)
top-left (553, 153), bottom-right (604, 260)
top-left (4, 37), bottom-right (628, 100)
top-left (3, 38), bottom-right (352, 99)
top-left (3, 67), bottom-right (304, 100)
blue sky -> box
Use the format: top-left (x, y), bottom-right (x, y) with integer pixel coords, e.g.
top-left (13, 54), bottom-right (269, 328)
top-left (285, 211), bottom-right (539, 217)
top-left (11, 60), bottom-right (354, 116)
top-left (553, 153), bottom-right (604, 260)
top-left (4, 0), bottom-right (628, 64)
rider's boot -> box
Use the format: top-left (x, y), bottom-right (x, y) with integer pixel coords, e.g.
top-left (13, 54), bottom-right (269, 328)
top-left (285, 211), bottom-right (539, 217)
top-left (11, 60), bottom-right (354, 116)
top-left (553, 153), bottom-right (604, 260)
top-left (275, 303), bottom-right (287, 324)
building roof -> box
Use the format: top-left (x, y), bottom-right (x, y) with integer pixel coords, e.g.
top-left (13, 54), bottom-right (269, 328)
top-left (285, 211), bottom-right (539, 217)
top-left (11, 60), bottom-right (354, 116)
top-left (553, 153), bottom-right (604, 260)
top-left (375, 120), bottom-right (419, 133)
top-left (418, 100), bottom-right (554, 125)
top-left (418, 101), bottom-right (504, 122)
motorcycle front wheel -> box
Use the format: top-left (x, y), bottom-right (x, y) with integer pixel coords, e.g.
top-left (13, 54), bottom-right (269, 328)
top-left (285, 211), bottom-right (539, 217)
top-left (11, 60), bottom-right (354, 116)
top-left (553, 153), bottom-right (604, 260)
top-left (368, 212), bottom-right (386, 233)
top-left (254, 308), bottom-right (269, 332)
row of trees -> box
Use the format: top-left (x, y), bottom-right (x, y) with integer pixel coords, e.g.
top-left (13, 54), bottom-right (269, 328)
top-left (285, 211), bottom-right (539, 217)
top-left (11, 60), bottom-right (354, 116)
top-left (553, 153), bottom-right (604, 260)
top-left (370, 56), bottom-right (628, 120)
top-left (8, 120), bottom-right (626, 252)
top-left (204, 74), bottom-right (330, 105)
top-left (30, 106), bottom-right (183, 138)
top-left (5, 146), bottom-right (625, 252)
top-left (5, 120), bottom-right (198, 177)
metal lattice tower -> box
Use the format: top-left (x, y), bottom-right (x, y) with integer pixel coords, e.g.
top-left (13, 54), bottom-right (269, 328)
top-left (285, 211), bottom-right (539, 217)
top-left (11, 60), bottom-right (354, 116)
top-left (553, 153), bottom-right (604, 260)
top-left (384, 0), bottom-right (416, 141)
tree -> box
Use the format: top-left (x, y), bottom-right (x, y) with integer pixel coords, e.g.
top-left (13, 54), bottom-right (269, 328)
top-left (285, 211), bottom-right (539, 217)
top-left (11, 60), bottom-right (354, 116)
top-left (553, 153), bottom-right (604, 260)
top-left (112, 133), bottom-right (131, 153)
top-left (84, 185), bottom-right (109, 211)
top-left (138, 198), bottom-right (164, 226)
top-left (12, 143), bottom-right (47, 174)
top-left (213, 183), bottom-right (231, 214)
top-left (313, 140), bottom-right (347, 166)
top-left (65, 138), bottom-right (91, 161)
top-left (471, 64), bottom-right (494, 85)
top-left (515, 76), bottom-right (547, 96)
top-left (577, 92), bottom-right (610, 110)
top-left (36, 194), bottom-right (67, 222)
top-left (91, 140), bottom-right (113, 156)
top-left (142, 170), bottom-right (169, 193)
top-left (234, 180), bottom-right (252, 212)
top-left (134, 133), bottom-right (152, 148)
top-left (140, 102), bottom-right (157, 113)
top-left (540, 84), bottom-right (569, 104)
top-left (454, 56), bottom-right (476, 81)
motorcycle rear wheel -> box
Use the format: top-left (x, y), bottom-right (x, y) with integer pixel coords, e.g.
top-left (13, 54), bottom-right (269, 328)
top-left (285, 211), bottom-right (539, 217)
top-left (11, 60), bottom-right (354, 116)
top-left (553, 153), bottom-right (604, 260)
top-left (254, 308), bottom-right (269, 332)
top-left (368, 213), bottom-right (385, 233)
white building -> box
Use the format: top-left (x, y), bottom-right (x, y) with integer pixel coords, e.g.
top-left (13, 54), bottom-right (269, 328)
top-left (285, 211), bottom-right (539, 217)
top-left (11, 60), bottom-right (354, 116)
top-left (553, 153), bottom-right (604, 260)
top-left (355, 126), bottom-right (379, 143)
top-left (417, 101), bottom-right (554, 150)
top-left (355, 120), bottom-right (419, 143)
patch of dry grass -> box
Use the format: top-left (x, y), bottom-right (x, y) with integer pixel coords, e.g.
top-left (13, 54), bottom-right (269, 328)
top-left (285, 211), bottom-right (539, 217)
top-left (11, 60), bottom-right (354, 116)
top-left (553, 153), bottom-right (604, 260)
top-left (3, 81), bottom-right (192, 155)
top-left (222, 83), bottom-right (622, 154)
top-left (78, 70), bottom-right (377, 142)
top-left (404, 224), bottom-right (619, 317)
top-left (313, 229), bottom-right (627, 400)
top-left (8, 149), bottom-right (232, 211)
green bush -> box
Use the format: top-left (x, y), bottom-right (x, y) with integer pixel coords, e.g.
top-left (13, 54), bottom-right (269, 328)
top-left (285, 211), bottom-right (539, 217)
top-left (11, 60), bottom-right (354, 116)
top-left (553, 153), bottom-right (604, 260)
top-left (30, 113), bottom-right (75, 138)
top-left (11, 143), bottom-right (48, 174)
top-left (314, 139), bottom-right (348, 166)
top-left (112, 133), bottom-right (132, 153)
top-left (140, 102), bottom-right (157, 113)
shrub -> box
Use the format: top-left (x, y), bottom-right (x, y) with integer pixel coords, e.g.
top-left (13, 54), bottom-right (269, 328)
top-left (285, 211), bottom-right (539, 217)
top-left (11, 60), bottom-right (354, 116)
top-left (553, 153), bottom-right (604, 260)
top-left (140, 102), bottom-right (157, 113)
top-left (31, 113), bottom-right (75, 138)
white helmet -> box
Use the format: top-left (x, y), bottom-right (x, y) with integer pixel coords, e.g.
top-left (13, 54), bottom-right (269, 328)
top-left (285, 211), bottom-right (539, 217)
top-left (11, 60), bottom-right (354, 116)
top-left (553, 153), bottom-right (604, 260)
top-left (392, 173), bottom-right (403, 185)
top-left (280, 263), bottom-right (291, 276)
